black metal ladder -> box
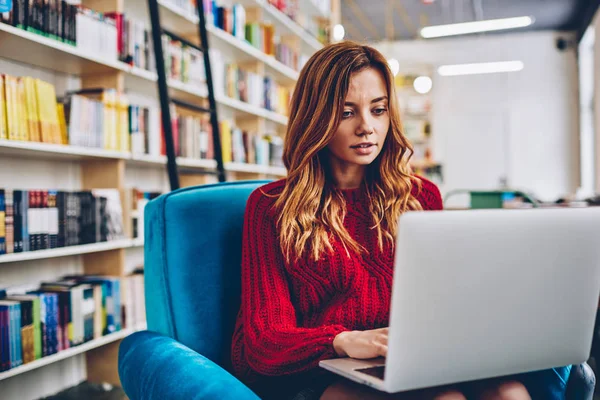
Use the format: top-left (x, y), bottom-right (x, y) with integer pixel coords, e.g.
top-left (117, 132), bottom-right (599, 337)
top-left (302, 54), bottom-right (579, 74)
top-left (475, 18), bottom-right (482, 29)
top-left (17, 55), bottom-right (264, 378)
top-left (147, 0), bottom-right (226, 191)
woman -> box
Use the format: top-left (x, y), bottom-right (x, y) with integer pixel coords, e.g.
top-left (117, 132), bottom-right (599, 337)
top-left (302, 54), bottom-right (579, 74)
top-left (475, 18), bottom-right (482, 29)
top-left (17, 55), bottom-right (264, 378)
top-left (231, 41), bottom-right (571, 400)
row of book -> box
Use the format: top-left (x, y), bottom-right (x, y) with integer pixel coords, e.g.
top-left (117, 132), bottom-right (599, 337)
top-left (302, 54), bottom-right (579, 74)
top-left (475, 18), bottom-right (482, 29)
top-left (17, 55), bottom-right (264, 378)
top-left (0, 75), bottom-right (63, 144)
top-left (168, 106), bottom-right (215, 160)
top-left (220, 120), bottom-right (284, 167)
top-left (0, 270), bottom-right (145, 371)
top-left (203, 2), bottom-right (300, 72)
top-left (162, 33), bottom-right (207, 89)
top-left (265, 0), bottom-right (330, 44)
top-left (110, 13), bottom-right (154, 73)
top-left (223, 64), bottom-right (290, 116)
top-left (1, 0), bottom-right (78, 46)
top-left (0, 75), bottom-right (145, 153)
top-left (63, 89), bottom-right (130, 152)
top-left (1, 1), bottom-right (118, 61)
top-left (0, 189), bottom-right (123, 255)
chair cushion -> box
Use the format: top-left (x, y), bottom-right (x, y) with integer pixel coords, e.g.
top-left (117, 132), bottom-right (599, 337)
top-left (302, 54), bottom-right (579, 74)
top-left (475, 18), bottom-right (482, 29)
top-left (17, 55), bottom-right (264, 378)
top-left (119, 330), bottom-right (260, 400)
top-left (144, 180), bottom-right (271, 369)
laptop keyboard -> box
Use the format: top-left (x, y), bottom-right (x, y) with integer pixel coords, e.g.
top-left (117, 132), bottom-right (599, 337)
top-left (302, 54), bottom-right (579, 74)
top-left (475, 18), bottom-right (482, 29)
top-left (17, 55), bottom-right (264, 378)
top-left (355, 365), bottom-right (385, 380)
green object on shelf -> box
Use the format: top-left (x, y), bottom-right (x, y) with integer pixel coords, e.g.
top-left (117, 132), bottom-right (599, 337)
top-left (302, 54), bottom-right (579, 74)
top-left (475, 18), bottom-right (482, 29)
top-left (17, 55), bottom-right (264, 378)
top-left (444, 189), bottom-right (539, 209)
top-left (470, 191), bottom-right (506, 209)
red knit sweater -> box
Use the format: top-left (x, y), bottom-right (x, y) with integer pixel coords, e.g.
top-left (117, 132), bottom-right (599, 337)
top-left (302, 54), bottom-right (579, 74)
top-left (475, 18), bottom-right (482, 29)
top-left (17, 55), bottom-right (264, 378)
top-left (231, 177), bottom-right (443, 383)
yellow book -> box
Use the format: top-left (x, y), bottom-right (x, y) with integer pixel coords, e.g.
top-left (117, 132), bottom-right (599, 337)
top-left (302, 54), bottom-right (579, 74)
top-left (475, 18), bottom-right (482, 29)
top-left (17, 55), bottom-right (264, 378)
top-left (117, 92), bottom-right (130, 152)
top-left (103, 90), bottom-right (117, 150)
top-left (57, 103), bottom-right (68, 145)
top-left (17, 78), bottom-right (29, 141)
top-left (0, 75), bottom-right (6, 140)
top-left (220, 119), bottom-right (232, 164)
top-left (35, 80), bottom-right (61, 144)
top-left (24, 77), bottom-right (41, 142)
top-left (4, 76), bottom-right (18, 140)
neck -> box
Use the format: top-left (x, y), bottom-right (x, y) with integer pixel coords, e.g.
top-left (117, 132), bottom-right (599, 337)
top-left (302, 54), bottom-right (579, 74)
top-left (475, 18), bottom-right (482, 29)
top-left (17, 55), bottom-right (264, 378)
top-left (329, 160), bottom-right (366, 189)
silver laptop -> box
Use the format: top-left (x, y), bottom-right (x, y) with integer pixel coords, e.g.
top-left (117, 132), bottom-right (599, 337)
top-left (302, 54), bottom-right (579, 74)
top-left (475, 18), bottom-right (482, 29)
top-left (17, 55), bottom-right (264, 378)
top-left (320, 207), bottom-right (600, 393)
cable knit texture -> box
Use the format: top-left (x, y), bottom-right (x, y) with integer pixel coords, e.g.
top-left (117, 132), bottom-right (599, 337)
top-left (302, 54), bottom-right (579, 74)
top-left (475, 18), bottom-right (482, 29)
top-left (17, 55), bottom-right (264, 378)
top-left (231, 176), bottom-right (443, 385)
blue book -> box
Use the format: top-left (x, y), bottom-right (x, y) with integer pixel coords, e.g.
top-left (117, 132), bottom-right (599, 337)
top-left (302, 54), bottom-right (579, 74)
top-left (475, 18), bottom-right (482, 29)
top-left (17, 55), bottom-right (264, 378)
top-left (0, 189), bottom-right (5, 255)
top-left (12, 302), bottom-right (22, 367)
top-left (0, 301), bottom-right (21, 368)
top-left (27, 292), bottom-right (58, 356)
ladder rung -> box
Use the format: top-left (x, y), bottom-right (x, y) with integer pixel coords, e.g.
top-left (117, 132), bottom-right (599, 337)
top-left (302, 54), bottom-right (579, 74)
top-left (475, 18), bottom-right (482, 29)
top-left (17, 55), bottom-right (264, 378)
top-left (172, 99), bottom-right (213, 114)
top-left (162, 29), bottom-right (205, 52)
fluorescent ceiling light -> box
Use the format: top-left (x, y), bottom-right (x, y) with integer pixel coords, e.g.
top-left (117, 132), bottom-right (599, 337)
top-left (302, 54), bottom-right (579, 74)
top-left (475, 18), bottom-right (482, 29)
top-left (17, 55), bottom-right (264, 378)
top-left (438, 61), bottom-right (524, 76)
top-left (420, 16), bottom-right (534, 38)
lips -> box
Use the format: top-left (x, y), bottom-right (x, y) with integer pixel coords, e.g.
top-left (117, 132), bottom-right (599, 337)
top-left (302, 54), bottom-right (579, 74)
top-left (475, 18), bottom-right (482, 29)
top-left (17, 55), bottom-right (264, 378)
top-left (351, 143), bottom-right (376, 155)
top-left (350, 143), bottom-right (375, 149)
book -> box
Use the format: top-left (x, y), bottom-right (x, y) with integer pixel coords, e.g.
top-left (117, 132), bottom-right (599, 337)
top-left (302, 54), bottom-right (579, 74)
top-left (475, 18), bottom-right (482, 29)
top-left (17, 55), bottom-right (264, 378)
top-left (8, 295), bottom-right (41, 361)
top-left (0, 75), bottom-right (6, 140)
top-left (0, 189), bottom-right (5, 255)
top-left (0, 300), bottom-right (23, 368)
top-left (5, 297), bottom-right (35, 364)
top-left (0, 304), bottom-right (10, 371)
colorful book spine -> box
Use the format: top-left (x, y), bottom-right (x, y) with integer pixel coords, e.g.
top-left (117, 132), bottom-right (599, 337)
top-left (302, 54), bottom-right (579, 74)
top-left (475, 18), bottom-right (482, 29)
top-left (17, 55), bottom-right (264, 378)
top-left (0, 189), bottom-right (5, 255)
top-left (0, 305), bottom-right (9, 371)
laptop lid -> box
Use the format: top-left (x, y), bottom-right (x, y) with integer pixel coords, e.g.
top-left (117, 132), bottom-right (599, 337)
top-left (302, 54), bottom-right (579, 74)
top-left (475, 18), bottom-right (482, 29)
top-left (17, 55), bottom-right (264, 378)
top-left (384, 208), bottom-right (600, 393)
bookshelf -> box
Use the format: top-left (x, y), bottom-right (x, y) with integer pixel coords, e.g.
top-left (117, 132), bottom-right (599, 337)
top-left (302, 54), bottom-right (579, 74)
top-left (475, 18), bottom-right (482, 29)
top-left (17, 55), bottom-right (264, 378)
top-left (0, 239), bottom-right (139, 264)
top-left (0, 323), bottom-right (147, 382)
top-left (0, 0), bottom-right (338, 398)
top-left (0, 139), bottom-right (130, 161)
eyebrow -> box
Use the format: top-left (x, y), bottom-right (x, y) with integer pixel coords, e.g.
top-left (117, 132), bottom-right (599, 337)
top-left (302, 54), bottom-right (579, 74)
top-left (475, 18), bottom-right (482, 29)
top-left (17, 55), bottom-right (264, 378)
top-left (344, 96), bottom-right (388, 106)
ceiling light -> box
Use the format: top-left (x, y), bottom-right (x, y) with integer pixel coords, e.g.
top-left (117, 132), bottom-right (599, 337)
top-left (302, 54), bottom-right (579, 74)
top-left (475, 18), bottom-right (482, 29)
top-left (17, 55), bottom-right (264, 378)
top-left (420, 16), bottom-right (534, 39)
top-left (413, 76), bottom-right (433, 94)
top-left (333, 24), bottom-right (345, 41)
top-left (388, 59), bottom-right (400, 76)
top-left (438, 61), bottom-right (524, 76)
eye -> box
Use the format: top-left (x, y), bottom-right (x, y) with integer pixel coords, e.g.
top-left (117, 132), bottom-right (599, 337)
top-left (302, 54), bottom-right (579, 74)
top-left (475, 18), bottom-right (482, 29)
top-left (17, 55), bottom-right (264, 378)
top-left (373, 107), bottom-right (387, 116)
top-left (342, 110), bottom-right (354, 119)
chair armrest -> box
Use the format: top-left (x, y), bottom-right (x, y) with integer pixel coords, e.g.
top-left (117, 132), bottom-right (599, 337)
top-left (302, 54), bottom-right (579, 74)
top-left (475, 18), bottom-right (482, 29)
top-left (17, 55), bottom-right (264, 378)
top-left (118, 330), bottom-right (260, 400)
top-left (566, 363), bottom-right (595, 400)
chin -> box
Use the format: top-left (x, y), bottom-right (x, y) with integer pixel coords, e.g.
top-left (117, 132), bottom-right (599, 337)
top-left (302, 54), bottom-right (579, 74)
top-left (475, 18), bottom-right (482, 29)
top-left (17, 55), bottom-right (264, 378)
top-left (348, 156), bottom-right (378, 165)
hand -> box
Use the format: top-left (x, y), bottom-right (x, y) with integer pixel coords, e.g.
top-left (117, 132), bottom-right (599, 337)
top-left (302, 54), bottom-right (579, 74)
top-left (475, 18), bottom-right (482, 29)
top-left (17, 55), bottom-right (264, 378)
top-left (332, 328), bottom-right (388, 359)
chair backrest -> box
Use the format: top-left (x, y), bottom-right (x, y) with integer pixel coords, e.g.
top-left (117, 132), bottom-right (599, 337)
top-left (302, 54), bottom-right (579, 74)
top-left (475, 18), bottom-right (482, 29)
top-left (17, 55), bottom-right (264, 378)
top-left (143, 180), bottom-right (270, 369)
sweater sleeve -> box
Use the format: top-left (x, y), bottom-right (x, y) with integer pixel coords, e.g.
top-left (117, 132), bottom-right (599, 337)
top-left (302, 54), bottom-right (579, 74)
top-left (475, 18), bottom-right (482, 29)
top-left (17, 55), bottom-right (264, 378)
top-left (236, 185), bottom-right (348, 377)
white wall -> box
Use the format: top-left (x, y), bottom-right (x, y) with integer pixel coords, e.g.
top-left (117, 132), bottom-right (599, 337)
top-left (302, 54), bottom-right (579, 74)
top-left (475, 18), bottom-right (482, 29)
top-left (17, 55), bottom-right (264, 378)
top-left (375, 31), bottom-right (580, 202)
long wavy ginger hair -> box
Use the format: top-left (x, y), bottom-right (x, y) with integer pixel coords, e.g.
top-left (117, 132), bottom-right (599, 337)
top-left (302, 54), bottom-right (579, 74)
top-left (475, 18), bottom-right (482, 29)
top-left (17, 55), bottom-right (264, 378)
top-left (275, 41), bottom-right (422, 262)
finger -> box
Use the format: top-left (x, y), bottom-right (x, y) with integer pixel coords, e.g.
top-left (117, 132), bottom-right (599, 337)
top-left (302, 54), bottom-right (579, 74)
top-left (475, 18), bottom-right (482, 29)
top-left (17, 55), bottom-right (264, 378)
top-left (377, 327), bottom-right (389, 334)
top-left (376, 343), bottom-right (388, 357)
top-left (375, 334), bottom-right (388, 345)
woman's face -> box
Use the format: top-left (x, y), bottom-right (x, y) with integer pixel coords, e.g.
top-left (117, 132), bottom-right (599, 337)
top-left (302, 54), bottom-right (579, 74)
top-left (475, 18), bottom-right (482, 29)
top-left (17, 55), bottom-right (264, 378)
top-left (327, 67), bottom-right (390, 170)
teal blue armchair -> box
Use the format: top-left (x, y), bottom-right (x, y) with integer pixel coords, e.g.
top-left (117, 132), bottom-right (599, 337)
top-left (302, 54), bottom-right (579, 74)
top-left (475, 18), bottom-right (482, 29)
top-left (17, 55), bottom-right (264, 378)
top-left (117, 181), bottom-right (595, 400)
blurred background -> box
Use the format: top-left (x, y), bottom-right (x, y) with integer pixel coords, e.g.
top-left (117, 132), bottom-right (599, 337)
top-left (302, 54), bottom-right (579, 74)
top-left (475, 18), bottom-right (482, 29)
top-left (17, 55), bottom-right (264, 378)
top-left (0, 0), bottom-right (599, 399)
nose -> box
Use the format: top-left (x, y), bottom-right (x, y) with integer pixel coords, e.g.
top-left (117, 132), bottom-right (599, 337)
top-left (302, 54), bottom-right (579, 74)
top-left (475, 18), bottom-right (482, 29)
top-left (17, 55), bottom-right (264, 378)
top-left (356, 113), bottom-right (375, 136)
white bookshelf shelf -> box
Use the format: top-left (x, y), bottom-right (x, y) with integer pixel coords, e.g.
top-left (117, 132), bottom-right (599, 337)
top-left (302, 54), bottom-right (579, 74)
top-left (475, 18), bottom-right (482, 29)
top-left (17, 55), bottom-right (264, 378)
top-left (225, 162), bottom-right (287, 176)
top-left (0, 22), bottom-right (131, 76)
top-left (176, 157), bottom-right (218, 169)
top-left (0, 239), bottom-right (137, 264)
top-left (0, 140), bottom-right (130, 161)
top-left (217, 96), bottom-right (288, 125)
top-left (132, 238), bottom-right (145, 248)
top-left (0, 323), bottom-right (147, 382)
top-left (130, 153), bottom-right (167, 166)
